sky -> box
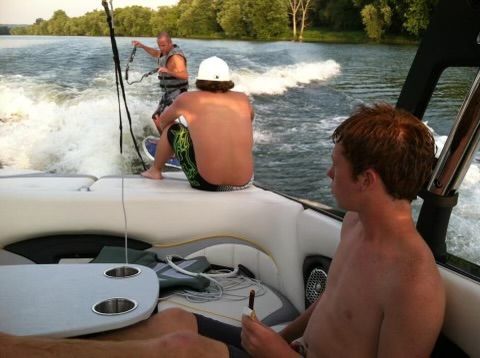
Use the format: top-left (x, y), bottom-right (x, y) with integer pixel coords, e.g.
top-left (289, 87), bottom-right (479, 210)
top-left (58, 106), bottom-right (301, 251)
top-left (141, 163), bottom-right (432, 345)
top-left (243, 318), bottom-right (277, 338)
top-left (0, 0), bottom-right (178, 25)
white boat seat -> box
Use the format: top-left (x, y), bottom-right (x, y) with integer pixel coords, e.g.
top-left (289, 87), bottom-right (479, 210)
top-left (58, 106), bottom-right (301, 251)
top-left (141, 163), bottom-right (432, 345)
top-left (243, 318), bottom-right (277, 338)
top-left (0, 174), bottom-right (97, 191)
top-left (88, 172), bottom-right (258, 193)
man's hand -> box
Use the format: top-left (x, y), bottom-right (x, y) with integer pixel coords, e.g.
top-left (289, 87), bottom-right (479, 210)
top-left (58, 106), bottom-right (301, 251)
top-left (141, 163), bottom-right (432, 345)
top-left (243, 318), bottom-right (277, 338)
top-left (241, 315), bottom-right (298, 358)
top-left (131, 40), bottom-right (143, 48)
top-left (158, 67), bottom-right (169, 75)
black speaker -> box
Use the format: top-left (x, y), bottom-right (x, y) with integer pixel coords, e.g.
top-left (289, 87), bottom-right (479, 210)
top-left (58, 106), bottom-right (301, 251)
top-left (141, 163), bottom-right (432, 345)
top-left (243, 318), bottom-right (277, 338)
top-left (303, 255), bottom-right (331, 307)
top-left (305, 268), bottom-right (328, 305)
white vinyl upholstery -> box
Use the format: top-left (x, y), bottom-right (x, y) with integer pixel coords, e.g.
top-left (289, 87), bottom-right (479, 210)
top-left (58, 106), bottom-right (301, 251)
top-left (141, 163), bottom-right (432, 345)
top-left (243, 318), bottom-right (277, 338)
top-left (0, 175), bottom-right (96, 191)
top-left (440, 267), bottom-right (480, 357)
top-left (186, 244), bottom-right (280, 290)
top-left (296, 209), bottom-right (341, 259)
top-left (0, 175), bottom-right (305, 310)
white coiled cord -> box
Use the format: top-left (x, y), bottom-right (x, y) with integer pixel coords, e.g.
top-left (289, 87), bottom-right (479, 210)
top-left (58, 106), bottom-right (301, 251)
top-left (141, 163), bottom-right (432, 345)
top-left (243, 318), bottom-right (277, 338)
top-left (161, 255), bottom-right (267, 303)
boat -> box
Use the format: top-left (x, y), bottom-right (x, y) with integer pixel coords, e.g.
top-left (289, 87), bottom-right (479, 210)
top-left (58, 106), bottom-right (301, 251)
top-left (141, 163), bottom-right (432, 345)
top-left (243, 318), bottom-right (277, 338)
top-left (1, 0), bottom-right (480, 355)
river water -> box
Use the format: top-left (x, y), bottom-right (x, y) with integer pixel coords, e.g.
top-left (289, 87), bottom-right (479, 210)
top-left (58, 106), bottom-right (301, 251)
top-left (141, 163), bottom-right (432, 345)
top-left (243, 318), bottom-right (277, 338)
top-left (0, 36), bottom-right (479, 264)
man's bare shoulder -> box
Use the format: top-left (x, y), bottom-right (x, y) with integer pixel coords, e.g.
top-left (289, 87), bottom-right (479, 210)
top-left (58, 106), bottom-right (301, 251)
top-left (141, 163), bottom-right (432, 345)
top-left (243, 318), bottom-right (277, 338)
top-left (168, 53), bottom-right (186, 63)
top-left (227, 90), bottom-right (249, 98)
top-left (229, 90), bottom-right (252, 102)
top-left (384, 231), bottom-right (445, 308)
top-left (183, 90), bottom-right (249, 102)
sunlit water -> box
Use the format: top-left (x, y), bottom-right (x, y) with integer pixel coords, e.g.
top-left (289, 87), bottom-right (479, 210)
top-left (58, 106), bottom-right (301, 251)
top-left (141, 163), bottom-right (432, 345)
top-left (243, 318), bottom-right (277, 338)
top-left (0, 36), bottom-right (479, 264)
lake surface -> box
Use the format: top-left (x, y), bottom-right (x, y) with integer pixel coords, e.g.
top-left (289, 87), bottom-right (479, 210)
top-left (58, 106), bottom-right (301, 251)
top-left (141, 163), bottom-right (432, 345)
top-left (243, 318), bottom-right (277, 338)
top-left (0, 36), bottom-right (479, 263)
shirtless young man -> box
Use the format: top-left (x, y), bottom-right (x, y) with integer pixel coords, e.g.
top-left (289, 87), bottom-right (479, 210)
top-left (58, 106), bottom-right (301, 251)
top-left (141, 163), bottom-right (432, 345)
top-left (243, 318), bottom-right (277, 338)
top-left (0, 104), bottom-right (445, 357)
top-left (241, 103), bottom-right (445, 357)
top-left (141, 56), bottom-right (254, 191)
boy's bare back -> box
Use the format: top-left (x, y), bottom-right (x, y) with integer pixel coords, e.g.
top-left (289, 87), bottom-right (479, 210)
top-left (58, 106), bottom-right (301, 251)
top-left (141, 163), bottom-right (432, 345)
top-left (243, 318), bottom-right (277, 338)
top-left (172, 91), bottom-right (254, 186)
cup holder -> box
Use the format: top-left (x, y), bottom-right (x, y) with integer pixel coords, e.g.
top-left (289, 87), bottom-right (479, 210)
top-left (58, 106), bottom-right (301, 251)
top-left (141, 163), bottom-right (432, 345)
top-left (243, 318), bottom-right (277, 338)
top-left (104, 266), bottom-right (141, 278)
top-left (92, 297), bottom-right (138, 316)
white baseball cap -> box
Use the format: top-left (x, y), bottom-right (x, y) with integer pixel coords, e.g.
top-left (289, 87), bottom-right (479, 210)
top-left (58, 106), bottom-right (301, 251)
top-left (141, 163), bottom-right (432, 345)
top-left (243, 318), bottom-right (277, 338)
top-left (196, 56), bottom-right (231, 82)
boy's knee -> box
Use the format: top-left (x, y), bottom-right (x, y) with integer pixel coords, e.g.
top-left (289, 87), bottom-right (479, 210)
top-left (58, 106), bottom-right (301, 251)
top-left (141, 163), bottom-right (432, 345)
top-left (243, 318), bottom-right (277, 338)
top-left (161, 307), bottom-right (195, 322)
top-left (155, 331), bottom-right (199, 357)
top-left (148, 308), bottom-right (197, 330)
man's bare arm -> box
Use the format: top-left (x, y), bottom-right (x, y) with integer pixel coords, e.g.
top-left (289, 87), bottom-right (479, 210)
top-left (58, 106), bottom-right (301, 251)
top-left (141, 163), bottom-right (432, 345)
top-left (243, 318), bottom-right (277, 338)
top-left (160, 54), bottom-right (188, 80)
top-left (279, 299), bottom-right (319, 343)
top-left (132, 40), bottom-right (160, 58)
top-left (376, 277), bottom-right (445, 357)
top-left (0, 332), bottom-right (157, 357)
top-left (153, 94), bottom-right (187, 132)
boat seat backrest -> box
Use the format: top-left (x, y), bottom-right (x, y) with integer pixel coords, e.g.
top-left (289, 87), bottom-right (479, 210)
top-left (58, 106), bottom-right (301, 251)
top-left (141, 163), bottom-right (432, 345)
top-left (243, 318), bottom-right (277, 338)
top-left (0, 175), bottom-right (306, 309)
top-left (439, 267), bottom-right (480, 357)
top-left (296, 209), bottom-right (341, 259)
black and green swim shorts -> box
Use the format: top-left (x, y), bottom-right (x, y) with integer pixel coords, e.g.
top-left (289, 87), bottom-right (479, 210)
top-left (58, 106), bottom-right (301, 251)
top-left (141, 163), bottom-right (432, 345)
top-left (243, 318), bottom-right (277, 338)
top-left (167, 123), bottom-right (251, 192)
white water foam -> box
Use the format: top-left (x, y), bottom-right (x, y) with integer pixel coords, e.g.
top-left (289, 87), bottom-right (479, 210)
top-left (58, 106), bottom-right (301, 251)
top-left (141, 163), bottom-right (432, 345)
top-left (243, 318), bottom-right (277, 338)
top-left (0, 77), bottom-right (155, 177)
top-left (253, 129), bottom-right (274, 145)
top-left (232, 60), bottom-right (341, 95)
top-left (428, 132), bottom-right (480, 263)
top-left (0, 61), bottom-right (340, 176)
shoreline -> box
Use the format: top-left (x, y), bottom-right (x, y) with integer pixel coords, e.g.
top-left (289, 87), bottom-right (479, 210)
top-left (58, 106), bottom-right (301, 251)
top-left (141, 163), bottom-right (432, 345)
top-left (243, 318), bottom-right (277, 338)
top-left (2, 29), bottom-right (419, 46)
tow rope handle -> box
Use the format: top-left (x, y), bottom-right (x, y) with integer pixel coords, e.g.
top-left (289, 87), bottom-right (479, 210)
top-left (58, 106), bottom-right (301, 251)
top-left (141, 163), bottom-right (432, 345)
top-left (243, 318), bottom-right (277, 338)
top-left (125, 46), bottom-right (158, 85)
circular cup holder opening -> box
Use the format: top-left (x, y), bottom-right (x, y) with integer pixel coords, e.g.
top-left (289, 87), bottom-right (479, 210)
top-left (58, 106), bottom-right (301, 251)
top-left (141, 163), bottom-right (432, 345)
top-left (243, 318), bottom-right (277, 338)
top-left (104, 266), bottom-right (141, 278)
top-left (92, 297), bottom-right (137, 315)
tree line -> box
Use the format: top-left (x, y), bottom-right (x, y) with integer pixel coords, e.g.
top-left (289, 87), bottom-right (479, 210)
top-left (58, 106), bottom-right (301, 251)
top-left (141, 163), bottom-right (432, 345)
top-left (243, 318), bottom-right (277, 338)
top-left (10, 0), bottom-right (438, 41)
top-left (0, 26), bottom-right (10, 35)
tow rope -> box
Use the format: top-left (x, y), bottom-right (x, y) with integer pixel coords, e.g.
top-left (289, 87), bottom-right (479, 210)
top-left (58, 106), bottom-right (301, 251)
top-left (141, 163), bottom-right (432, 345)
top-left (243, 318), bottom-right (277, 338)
top-left (101, 0), bottom-right (147, 170)
top-left (125, 46), bottom-right (158, 85)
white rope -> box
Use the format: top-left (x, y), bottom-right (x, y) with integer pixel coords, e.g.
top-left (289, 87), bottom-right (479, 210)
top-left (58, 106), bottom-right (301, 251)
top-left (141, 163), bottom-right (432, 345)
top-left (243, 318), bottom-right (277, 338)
top-left (121, 156), bottom-right (128, 264)
top-left (106, 0), bottom-right (128, 264)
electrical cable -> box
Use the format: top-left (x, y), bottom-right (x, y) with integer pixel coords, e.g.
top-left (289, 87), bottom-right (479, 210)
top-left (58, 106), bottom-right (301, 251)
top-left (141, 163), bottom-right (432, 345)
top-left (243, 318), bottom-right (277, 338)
top-left (161, 256), bottom-right (267, 304)
top-left (165, 254), bottom-right (240, 279)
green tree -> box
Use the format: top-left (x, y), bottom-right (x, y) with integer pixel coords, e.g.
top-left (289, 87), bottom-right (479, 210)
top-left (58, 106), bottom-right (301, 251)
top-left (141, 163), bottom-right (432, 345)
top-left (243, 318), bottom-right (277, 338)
top-left (313, 0), bottom-right (362, 30)
top-left (151, 6), bottom-right (180, 36)
top-left (360, 2), bottom-right (392, 40)
top-left (114, 6), bottom-right (153, 36)
top-left (217, 0), bottom-right (248, 38)
top-left (177, 0), bottom-right (218, 36)
top-left (65, 17), bottom-right (82, 35)
top-left (32, 19), bottom-right (49, 35)
top-left (81, 10), bottom-right (109, 36)
top-left (0, 26), bottom-right (10, 35)
top-left (402, 0), bottom-right (437, 36)
top-left (244, 0), bottom-right (289, 39)
top-left (10, 27), bottom-right (20, 35)
top-left (47, 10), bottom-right (69, 35)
